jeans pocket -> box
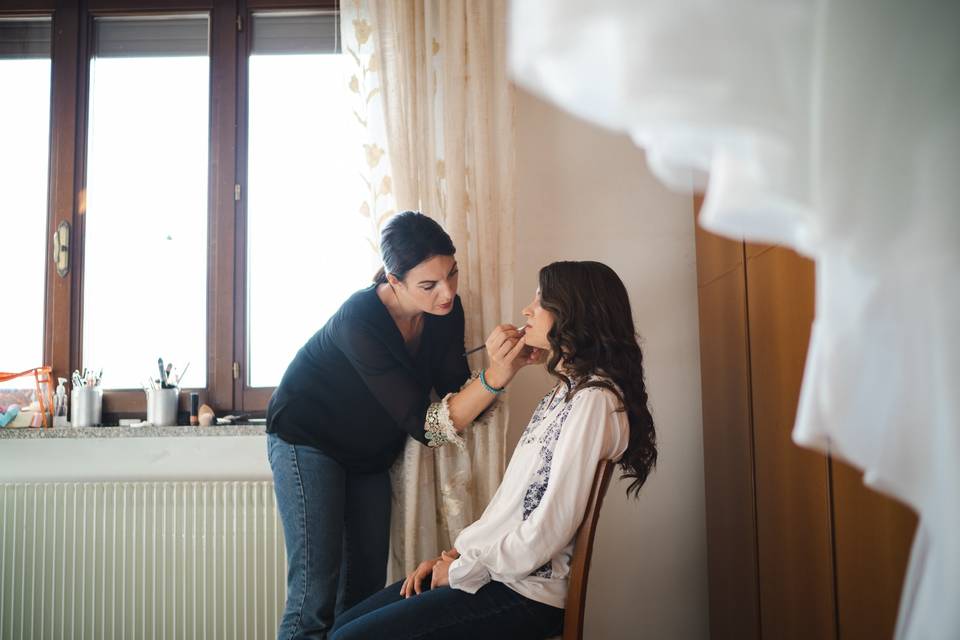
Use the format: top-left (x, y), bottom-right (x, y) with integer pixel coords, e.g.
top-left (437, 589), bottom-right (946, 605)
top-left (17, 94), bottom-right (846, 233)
top-left (267, 432), bottom-right (292, 468)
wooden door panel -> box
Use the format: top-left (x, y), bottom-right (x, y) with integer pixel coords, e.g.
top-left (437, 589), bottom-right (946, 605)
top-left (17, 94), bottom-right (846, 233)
top-left (746, 247), bottom-right (836, 640)
top-left (832, 459), bottom-right (917, 639)
top-left (694, 220), bottom-right (745, 287)
top-left (697, 264), bottom-right (761, 640)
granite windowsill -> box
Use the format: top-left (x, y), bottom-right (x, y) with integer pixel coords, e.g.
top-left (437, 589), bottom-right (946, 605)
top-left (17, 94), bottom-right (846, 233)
top-left (0, 424), bottom-right (267, 440)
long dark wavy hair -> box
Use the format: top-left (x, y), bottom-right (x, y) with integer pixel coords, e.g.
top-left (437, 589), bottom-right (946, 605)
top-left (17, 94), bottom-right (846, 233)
top-left (538, 261), bottom-right (657, 498)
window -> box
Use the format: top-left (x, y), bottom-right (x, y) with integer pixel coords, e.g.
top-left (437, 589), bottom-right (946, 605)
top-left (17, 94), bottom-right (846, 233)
top-left (83, 16), bottom-right (209, 390)
top-left (0, 18), bottom-right (52, 388)
top-left (245, 12), bottom-right (371, 388)
top-left (3, 1), bottom-right (361, 418)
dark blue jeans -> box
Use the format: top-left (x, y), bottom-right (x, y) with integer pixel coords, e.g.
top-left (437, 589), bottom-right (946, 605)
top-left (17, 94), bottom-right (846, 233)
top-left (329, 578), bottom-right (564, 640)
top-left (268, 433), bottom-right (392, 640)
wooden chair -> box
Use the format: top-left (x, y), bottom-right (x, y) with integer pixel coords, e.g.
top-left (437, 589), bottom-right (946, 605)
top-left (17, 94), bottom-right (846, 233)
top-left (550, 459), bottom-right (616, 640)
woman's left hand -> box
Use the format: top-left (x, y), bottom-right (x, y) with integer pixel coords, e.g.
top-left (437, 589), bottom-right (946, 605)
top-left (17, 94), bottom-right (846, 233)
top-left (430, 548), bottom-right (459, 589)
top-left (430, 557), bottom-right (452, 589)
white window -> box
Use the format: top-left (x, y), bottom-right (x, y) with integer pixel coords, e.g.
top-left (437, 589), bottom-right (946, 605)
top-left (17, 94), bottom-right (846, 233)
top-left (246, 12), bottom-right (370, 388)
top-left (82, 16), bottom-right (209, 389)
top-left (0, 18), bottom-right (52, 388)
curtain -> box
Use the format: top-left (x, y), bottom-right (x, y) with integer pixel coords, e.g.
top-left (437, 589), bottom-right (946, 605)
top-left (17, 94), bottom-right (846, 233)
top-left (509, 1), bottom-right (960, 638)
top-left (340, 0), bottom-right (515, 581)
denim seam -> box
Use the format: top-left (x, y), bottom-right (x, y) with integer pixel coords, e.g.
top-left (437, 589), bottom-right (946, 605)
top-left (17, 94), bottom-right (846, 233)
top-left (284, 443), bottom-right (308, 640)
top-left (341, 502), bottom-right (351, 610)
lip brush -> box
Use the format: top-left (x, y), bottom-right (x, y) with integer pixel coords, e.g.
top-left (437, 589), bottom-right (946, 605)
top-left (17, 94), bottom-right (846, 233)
top-left (463, 320), bottom-right (528, 357)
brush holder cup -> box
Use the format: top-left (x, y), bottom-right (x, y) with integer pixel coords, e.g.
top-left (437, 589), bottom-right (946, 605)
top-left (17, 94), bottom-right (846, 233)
top-left (146, 388), bottom-right (179, 427)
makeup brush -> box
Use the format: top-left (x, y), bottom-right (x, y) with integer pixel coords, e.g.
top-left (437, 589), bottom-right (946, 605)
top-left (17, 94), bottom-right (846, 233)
top-left (463, 320), bottom-right (528, 357)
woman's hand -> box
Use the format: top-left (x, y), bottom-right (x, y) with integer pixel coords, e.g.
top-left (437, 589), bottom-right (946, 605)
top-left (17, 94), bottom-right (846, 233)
top-left (430, 548), bottom-right (460, 589)
top-left (400, 557), bottom-right (440, 598)
top-left (484, 325), bottom-right (532, 387)
top-left (400, 549), bottom-right (459, 596)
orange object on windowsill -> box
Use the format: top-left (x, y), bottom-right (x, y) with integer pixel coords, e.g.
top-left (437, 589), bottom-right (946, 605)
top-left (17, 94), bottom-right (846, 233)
top-left (0, 367), bottom-right (55, 428)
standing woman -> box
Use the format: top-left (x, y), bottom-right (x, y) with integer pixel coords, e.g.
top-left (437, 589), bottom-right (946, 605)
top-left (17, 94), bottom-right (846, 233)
top-left (267, 211), bottom-right (534, 640)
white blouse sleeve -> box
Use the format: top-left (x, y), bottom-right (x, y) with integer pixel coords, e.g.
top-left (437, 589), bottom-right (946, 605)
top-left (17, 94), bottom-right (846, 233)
top-left (448, 387), bottom-right (625, 592)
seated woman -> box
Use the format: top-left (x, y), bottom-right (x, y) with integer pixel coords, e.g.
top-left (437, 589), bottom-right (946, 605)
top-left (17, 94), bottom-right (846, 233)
top-left (330, 260), bottom-right (658, 640)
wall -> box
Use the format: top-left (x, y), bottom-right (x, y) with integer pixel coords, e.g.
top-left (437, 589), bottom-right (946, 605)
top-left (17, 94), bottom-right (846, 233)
top-left (510, 88), bottom-right (709, 639)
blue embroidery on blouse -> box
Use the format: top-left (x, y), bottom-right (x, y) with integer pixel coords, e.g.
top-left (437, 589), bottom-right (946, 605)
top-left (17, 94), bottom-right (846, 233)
top-left (520, 390), bottom-right (586, 578)
top-left (532, 560), bottom-right (553, 578)
top-left (519, 384), bottom-right (567, 446)
top-left (517, 392), bottom-right (551, 445)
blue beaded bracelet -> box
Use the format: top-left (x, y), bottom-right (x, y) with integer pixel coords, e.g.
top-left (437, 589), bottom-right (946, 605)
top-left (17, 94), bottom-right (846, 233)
top-left (479, 368), bottom-right (505, 394)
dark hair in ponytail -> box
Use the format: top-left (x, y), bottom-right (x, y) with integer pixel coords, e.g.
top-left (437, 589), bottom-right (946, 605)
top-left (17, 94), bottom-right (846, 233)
top-left (538, 260), bottom-right (658, 498)
top-left (373, 211), bottom-right (456, 284)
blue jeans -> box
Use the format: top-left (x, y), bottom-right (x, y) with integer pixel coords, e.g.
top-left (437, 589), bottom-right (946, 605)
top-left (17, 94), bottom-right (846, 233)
top-left (329, 578), bottom-right (564, 640)
top-left (268, 433), bottom-right (392, 640)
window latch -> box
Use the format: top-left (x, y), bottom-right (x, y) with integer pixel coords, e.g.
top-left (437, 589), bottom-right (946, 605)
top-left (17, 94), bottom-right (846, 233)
top-left (52, 220), bottom-right (70, 278)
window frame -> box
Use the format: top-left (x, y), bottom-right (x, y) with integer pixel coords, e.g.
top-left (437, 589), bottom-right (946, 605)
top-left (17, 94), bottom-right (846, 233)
top-left (7, 0), bottom-right (338, 422)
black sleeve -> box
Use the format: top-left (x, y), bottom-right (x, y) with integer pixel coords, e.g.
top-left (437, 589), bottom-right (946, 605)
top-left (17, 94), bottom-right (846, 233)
top-left (433, 297), bottom-right (472, 397)
top-left (331, 316), bottom-right (431, 445)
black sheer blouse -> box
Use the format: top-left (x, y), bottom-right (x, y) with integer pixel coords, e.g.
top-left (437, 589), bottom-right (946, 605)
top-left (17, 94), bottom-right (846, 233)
top-left (266, 284), bottom-right (471, 472)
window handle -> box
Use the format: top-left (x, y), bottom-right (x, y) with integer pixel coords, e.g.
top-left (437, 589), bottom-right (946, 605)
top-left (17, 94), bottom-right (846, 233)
top-left (52, 220), bottom-right (70, 278)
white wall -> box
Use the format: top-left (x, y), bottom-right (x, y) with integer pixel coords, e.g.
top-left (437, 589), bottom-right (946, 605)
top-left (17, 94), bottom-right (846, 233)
top-left (509, 88), bottom-right (709, 640)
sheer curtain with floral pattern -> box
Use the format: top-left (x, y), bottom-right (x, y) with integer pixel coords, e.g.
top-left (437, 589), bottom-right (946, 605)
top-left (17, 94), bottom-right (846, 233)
top-left (340, 0), bottom-right (515, 581)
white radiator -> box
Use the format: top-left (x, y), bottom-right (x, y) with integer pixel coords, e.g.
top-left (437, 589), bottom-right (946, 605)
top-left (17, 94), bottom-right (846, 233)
top-left (0, 482), bottom-right (286, 640)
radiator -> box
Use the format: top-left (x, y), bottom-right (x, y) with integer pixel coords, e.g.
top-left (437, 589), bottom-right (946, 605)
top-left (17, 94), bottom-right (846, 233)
top-left (0, 482), bottom-right (286, 640)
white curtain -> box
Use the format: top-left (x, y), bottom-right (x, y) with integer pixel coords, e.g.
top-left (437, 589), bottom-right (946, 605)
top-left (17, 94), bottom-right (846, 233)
top-left (509, 1), bottom-right (959, 637)
top-left (340, 0), bottom-right (515, 581)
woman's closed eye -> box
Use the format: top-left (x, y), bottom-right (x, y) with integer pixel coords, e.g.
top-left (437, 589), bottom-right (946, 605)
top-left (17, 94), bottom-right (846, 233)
top-left (421, 269), bottom-right (458, 291)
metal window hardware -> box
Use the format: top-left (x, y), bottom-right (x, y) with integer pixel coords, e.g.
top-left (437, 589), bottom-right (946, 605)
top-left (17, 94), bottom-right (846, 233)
top-left (52, 220), bottom-right (70, 278)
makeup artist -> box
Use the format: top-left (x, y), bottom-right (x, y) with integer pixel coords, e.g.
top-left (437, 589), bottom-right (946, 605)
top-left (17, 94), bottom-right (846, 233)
top-left (266, 211), bottom-right (539, 640)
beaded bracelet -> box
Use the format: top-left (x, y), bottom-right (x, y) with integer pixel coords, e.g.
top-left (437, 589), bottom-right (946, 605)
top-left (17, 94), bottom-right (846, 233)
top-left (479, 368), bottom-right (506, 394)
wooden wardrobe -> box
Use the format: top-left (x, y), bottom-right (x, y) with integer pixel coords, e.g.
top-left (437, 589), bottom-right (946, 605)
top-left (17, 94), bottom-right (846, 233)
top-left (693, 200), bottom-right (918, 640)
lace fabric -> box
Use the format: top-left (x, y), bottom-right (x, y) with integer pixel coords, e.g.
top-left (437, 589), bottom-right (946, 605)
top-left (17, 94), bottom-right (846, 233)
top-left (425, 396), bottom-right (464, 451)
top-left (424, 369), bottom-right (502, 451)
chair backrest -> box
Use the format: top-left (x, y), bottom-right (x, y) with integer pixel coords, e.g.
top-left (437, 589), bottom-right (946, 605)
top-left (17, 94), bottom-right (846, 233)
top-left (562, 459), bottom-right (616, 640)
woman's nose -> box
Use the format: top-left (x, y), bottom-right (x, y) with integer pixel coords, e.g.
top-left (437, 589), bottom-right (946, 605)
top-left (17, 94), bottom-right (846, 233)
top-left (438, 281), bottom-right (454, 300)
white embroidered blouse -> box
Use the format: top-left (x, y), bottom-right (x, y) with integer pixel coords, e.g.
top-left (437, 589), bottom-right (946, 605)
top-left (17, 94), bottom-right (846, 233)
top-left (448, 377), bottom-right (629, 608)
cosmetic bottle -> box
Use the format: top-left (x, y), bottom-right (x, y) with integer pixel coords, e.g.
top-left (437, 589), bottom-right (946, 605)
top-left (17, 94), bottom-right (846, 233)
top-left (53, 377), bottom-right (69, 427)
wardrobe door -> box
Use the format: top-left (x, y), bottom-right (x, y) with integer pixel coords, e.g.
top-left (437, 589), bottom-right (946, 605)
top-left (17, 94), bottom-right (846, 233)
top-left (695, 224), bottom-right (760, 640)
top-left (832, 460), bottom-right (917, 639)
top-left (746, 246), bottom-right (837, 640)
